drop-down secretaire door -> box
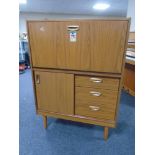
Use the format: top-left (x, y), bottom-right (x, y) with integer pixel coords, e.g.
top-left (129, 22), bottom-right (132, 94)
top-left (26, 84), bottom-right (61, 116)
top-left (28, 20), bottom-right (129, 73)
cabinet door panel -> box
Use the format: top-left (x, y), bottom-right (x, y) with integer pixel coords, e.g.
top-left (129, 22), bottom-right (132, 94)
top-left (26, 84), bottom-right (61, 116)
top-left (28, 20), bottom-right (128, 73)
top-left (28, 22), bottom-right (57, 68)
top-left (90, 21), bottom-right (128, 73)
top-left (56, 21), bottom-right (91, 70)
top-left (34, 71), bottom-right (74, 115)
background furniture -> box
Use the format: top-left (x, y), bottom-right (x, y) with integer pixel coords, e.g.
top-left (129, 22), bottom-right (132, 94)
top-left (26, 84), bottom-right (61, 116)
top-left (19, 39), bottom-right (30, 73)
top-left (27, 18), bottom-right (130, 140)
top-left (123, 32), bottom-right (135, 96)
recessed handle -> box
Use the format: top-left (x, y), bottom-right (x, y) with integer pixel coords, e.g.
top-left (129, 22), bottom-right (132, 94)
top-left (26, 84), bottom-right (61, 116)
top-left (36, 74), bottom-right (40, 84)
top-left (90, 91), bottom-right (102, 97)
top-left (90, 77), bottom-right (103, 83)
top-left (89, 106), bottom-right (100, 111)
top-left (67, 25), bottom-right (79, 31)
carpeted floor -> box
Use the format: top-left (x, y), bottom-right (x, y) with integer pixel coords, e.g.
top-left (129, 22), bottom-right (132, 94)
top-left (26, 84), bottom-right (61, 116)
top-left (19, 69), bottom-right (135, 155)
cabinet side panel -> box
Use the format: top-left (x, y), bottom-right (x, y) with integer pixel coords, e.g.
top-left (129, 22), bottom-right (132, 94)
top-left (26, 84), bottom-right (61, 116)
top-left (114, 20), bottom-right (131, 123)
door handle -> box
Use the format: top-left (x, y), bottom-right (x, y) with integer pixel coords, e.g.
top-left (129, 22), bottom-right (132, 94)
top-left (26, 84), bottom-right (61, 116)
top-left (90, 91), bottom-right (102, 97)
top-left (67, 25), bottom-right (79, 31)
top-left (36, 74), bottom-right (40, 84)
top-left (89, 77), bottom-right (103, 83)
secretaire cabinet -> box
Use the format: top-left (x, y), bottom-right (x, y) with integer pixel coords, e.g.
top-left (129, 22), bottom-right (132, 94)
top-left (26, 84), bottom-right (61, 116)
top-left (27, 18), bottom-right (130, 140)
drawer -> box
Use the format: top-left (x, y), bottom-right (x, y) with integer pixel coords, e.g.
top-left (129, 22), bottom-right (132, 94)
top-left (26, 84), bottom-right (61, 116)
top-left (75, 76), bottom-right (119, 90)
top-left (75, 101), bottom-right (116, 120)
top-left (75, 87), bottom-right (118, 120)
top-left (76, 87), bottom-right (118, 107)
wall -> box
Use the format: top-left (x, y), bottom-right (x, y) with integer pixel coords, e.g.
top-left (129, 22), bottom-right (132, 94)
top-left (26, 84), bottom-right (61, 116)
top-left (127, 0), bottom-right (135, 32)
top-left (20, 5), bottom-right (135, 33)
top-left (19, 12), bottom-right (109, 33)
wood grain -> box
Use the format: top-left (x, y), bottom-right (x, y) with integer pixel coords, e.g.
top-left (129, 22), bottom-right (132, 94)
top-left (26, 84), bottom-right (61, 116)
top-left (76, 87), bottom-right (118, 105)
top-left (56, 21), bottom-right (91, 70)
top-left (75, 75), bottom-right (119, 90)
top-left (38, 110), bottom-right (116, 128)
top-left (26, 22), bottom-right (39, 113)
top-left (104, 127), bottom-right (109, 140)
top-left (114, 19), bottom-right (131, 122)
top-left (123, 86), bottom-right (135, 96)
top-left (128, 43), bottom-right (135, 49)
top-left (43, 115), bottom-right (47, 129)
top-left (75, 87), bottom-right (118, 120)
top-left (75, 102), bottom-right (116, 120)
top-left (125, 59), bottom-right (135, 65)
top-left (34, 71), bottom-right (74, 115)
top-left (28, 22), bottom-right (57, 68)
top-left (33, 68), bottom-right (122, 78)
top-left (123, 63), bottom-right (135, 95)
top-left (28, 20), bottom-right (128, 73)
top-left (27, 19), bottom-right (130, 140)
top-left (129, 32), bottom-right (135, 41)
top-left (90, 20), bottom-right (128, 73)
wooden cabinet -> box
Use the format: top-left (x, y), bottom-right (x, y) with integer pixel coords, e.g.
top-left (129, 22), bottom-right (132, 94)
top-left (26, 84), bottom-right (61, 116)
top-left (27, 18), bottom-right (130, 140)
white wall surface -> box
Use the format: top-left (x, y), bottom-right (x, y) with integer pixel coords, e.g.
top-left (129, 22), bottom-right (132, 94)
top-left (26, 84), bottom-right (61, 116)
top-left (127, 0), bottom-right (135, 31)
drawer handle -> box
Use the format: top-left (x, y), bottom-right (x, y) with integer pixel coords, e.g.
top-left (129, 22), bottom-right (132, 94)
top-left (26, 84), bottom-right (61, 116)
top-left (89, 106), bottom-right (100, 111)
top-left (67, 25), bottom-right (79, 31)
top-left (90, 77), bottom-right (103, 83)
top-left (36, 74), bottom-right (40, 84)
top-left (90, 91), bottom-right (102, 96)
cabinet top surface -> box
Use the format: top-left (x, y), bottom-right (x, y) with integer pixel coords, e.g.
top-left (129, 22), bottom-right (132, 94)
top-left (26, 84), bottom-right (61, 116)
top-left (27, 17), bottom-right (130, 22)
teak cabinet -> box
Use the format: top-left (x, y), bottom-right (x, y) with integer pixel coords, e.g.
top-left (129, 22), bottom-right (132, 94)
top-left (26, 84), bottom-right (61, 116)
top-left (27, 18), bottom-right (130, 140)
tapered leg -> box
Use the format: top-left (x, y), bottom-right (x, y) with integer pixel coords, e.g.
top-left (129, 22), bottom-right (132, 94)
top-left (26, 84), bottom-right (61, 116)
top-left (43, 115), bottom-right (47, 129)
top-left (104, 127), bottom-right (109, 140)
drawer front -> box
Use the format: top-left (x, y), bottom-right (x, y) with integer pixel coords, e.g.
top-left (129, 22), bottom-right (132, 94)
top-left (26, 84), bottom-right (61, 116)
top-left (75, 76), bottom-right (119, 90)
top-left (75, 87), bottom-right (118, 120)
top-left (75, 101), bottom-right (116, 120)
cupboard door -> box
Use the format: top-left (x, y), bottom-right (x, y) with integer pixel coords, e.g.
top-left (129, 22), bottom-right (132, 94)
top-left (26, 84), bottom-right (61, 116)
top-left (34, 71), bottom-right (74, 115)
top-left (56, 21), bottom-right (91, 70)
top-left (28, 22), bottom-right (57, 68)
top-left (90, 21), bottom-right (128, 73)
